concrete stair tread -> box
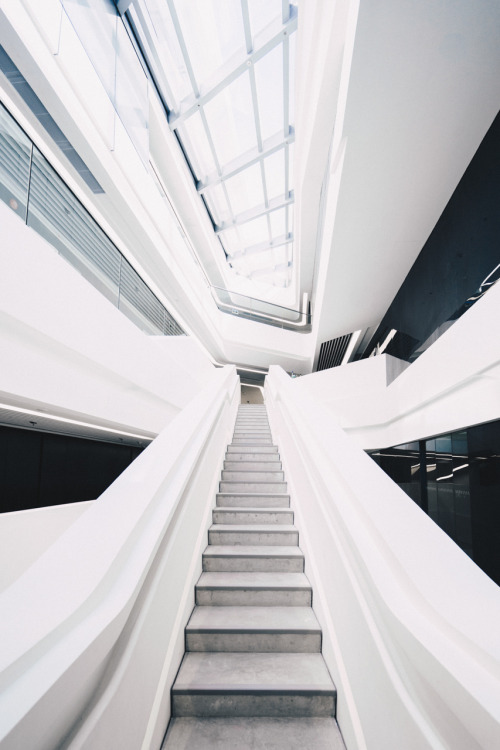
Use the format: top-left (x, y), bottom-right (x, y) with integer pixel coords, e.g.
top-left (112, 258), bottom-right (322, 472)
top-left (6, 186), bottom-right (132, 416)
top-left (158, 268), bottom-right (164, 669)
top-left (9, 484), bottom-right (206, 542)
top-left (224, 462), bottom-right (282, 470)
top-left (217, 492), bottom-right (289, 500)
top-left (173, 652), bottom-right (333, 692)
top-left (227, 445), bottom-right (278, 452)
top-left (219, 483), bottom-right (287, 492)
top-left (204, 545), bottom-right (303, 558)
top-left (225, 454), bottom-right (280, 460)
top-left (214, 505), bottom-right (293, 516)
top-left (187, 606), bottom-right (320, 633)
top-left (221, 471), bottom-right (284, 481)
top-left (197, 572), bottom-right (310, 589)
top-left (210, 524), bottom-right (296, 533)
top-left (163, 717), bottom-right (345, 750)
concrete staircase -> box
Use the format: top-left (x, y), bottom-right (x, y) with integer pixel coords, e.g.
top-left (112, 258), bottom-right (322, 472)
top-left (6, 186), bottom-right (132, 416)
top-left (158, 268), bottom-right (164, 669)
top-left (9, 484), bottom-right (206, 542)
top-left (163, 405), bottom-right (345, 749)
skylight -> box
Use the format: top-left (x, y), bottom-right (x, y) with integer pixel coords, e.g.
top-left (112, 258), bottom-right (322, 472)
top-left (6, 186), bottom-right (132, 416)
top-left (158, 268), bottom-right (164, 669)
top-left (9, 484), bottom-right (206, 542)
top-left (127, 0), bottom-right (297, 288)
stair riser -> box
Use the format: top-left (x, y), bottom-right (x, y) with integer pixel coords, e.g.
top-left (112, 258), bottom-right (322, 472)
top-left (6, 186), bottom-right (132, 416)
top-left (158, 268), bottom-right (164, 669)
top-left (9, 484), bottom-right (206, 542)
top-left (224, 461), bottom-right (282, 471)
top-left (172, 692), bottom-right (335, 718)
top-left (216, 495), bottom-right (290, 507)
top-left (219, 482), bottom-right (287, 493)
top-left (221, 471), bottom-right (284, 482)
top-left (209, 530), bottom-right (298, 545)
top-left (213, 510), bottom-right (293, 525)
top-left (186, 632), bottom-right (321, 653)
top-left (203, 556), bottom-right (304, 573)
top-left (225, 454), bottom-right (280, 462)
top-left (233, 431), bottom-right (272, 436)
top-left (227, 446), bottom-right (278, 453)
top-left (195, 588), bottom-right (312, 606)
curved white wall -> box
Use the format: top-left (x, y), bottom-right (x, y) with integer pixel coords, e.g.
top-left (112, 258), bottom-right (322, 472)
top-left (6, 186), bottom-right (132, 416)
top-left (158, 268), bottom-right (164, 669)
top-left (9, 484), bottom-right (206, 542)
top-left (292, 279), bottom-right (500, 449)
top-left (0, 366), bottom-right (239, 750)
top-left (266, 366), bottom-right (500, 750)
top-left (0, 202), bottom-right (213, 437)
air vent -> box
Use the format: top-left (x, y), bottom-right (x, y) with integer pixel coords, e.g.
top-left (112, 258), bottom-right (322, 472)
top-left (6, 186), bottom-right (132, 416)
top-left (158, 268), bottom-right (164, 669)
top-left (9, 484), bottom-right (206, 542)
top-left (0, 45), bottom-right (104, 194)
top-left (317, 334), bottom-right (352, 371)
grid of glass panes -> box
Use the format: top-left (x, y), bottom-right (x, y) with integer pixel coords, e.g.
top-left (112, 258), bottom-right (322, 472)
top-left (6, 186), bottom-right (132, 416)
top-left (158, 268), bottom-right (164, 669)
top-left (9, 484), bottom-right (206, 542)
top-left (128, 0), bottom-right (297, 287)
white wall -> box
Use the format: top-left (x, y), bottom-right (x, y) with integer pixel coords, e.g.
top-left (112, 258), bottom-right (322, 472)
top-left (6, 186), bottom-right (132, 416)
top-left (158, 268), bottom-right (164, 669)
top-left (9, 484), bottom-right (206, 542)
top-left (266, 366), bottom-right (500, 750)
top-left (292, 278), bottom-right (500, 449)
top-left (0, 501), bottom-right (93, 592)
top-left (0, 366), bottom-right (239, 750)
top-left (0, 202), bottom-right (214, 436)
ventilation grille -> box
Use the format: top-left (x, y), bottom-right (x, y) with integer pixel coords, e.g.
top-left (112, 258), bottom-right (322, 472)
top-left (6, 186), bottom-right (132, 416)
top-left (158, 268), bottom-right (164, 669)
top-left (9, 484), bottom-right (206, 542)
top-left (0, 45), bottom-right (104, 194)
top-left (317, 334), bottom-right (352, 371)
top-left (0, 102), bottom-right (184, 337)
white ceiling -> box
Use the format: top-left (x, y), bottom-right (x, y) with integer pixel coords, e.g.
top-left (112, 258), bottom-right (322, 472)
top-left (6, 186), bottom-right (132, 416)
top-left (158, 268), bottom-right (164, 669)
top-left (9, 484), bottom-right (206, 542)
top-left (295, 0), bottom-right (500, 354)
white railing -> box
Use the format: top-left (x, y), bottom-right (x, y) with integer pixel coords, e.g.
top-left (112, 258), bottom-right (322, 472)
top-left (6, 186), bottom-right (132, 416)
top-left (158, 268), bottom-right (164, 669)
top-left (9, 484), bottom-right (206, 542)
top-left (265, 365), bottom-right (500, 750)
top-left (0, 365), bottom-right (239, 750)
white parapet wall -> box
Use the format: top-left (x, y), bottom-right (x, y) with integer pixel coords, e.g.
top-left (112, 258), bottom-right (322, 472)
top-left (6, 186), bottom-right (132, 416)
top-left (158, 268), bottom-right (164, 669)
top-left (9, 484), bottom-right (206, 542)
top-left (0, 365), bottom-right (239, 750)
top-left (0, 501), bottom-right (93, 592)
top-left (265, 365), bottom-right (500, 750)
top-left (0, 201), bottom-right (214, 438)
top-left (291, 277), bottom-right (500, 449)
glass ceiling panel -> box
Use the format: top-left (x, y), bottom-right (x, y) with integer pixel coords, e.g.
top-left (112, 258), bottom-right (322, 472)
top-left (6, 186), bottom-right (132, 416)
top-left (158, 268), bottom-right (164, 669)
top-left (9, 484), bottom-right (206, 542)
top-left (203, 71), bottom-right (256, 168)
top-left (269, 207), bottom-right (286, 240)
top-left (127, 0), bottom-right (297, 288)
top-left (247, 0), bottom-right (282, 41)
top-left (238, 215), bottom-right (269, 248)
top-left (140, 0), bottom-right (192, 108)
top-left (289, 28), bottom-right (296, 125)
top-left (264, 149), bottom-right (285, 201)
top-left (288, 142), bottom-right (295, 193)
top-left (177, 111), bottom-right (217, 180)
top-left (224, 162), bottom-right (264, 217)
top-left (254, 44), bottom-right (284, 142)
top-left (219, 226), bottom-right (242, 256)
top-left (204, 183), bottom-right (231, 226)
top-left (174, 0), bottom-right (246, 91)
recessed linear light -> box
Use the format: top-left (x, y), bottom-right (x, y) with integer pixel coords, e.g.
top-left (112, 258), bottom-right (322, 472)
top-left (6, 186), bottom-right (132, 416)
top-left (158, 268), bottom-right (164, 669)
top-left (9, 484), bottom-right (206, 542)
top-left (436, 463), bottom-right (469, 482)
top-left (0, 403), bottom-right (154, 442)
top-left (378, 329), bottom-right (397, 355)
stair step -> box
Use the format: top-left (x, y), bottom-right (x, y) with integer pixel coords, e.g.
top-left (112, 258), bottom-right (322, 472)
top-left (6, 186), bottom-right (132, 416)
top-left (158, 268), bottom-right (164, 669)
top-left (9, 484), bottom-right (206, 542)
top-left (227, 445), bottom-right (278, 453)
top-left (221, 470), bottom-right (284, 482)
top-left (219, 481), bottom-right (287, 493)
top-left (195, 572), bottom-right (311, 606)
top-left (216, 493), bottom-right (290, 508)
top-left (209, 524), bottom-right (298, 546)
top-left (186, 606), bottom-right (321, 652)
top-left (171, 652), bottom-right (335, 717)
top-left (203, 545), bottom-right (303, 572)
top-left (213, 508), bottom-right (293, 525)
top-left (224, 460), bottom-right (282, 471)
top-left (163, 717), bottom-right (345, 750)
top-left (225, 453), bottom-right (280, 462)
top-left (231, 438), bottom-right (274, 444)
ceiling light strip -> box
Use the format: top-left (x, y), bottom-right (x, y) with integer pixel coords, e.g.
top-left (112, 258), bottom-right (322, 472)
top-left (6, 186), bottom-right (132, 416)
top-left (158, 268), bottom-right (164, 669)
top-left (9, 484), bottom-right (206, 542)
top-left (0, 403), bottom-right (154, 441)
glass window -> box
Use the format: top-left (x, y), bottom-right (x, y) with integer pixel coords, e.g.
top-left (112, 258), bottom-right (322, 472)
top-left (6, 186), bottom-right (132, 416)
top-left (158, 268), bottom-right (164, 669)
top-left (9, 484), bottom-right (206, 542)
top-left (224, 163), bottom-right (264, 217)
top-left (247, 0), bottom-right (282, 41)
top-left (238, 215), bottom-right (269, 248)
top-left (204, 71), bottom-right (256, 168)
top-left (254, 44), bottom-right (284, 142)
top-left (174, 0), bottom-right (246, 90)
top-left (264, 149), bottom-right (285, 201)
top-left (269, 206), bottom-right (286, 240)
top-left (0, 104), bottom-right (32, 220)
top-left (177, 112), bottom-right (217, 180)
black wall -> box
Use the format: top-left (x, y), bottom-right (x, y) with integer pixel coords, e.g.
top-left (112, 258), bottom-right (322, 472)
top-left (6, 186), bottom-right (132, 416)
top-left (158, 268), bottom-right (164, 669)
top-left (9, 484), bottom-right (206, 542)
top-left (362, 109), bottom-right (500, 360)
top-left (0, 426), bottom-right (143, 513)
top-left (370, 419), bottom-right (500, 587)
